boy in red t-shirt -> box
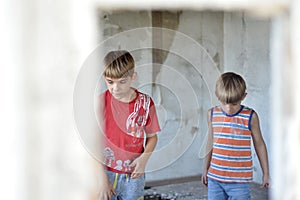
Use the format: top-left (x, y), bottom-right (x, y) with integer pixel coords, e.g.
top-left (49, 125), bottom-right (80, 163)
top-left (98, 50), bottom-right (160, 200)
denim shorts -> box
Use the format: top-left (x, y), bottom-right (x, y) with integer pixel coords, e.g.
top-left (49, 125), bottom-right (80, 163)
top-left (208, 178), bottom-right (250, 200)
top-left (106, 170), bottom-right (145, 200)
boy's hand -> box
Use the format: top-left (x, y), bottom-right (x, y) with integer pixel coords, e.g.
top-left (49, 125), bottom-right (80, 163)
top-left (130, 156), bottom-right (147, 179)
top-left (98, 173), bottom-right (116, 200)
top-left (261, 174), bottom-right (270, 188)
top-left (201, 170), bottom-right (208, 187)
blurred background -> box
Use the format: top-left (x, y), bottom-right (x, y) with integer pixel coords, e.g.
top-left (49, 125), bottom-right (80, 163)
top-left (1, 0), bottom-right (299, 199)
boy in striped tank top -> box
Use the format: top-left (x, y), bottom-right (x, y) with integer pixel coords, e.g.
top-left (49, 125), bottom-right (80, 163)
top-left (202, 72), bottom-right (270, 200)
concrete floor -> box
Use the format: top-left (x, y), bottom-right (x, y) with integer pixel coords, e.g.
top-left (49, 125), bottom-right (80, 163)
top-left (145, 180), bottom-right (268, 200)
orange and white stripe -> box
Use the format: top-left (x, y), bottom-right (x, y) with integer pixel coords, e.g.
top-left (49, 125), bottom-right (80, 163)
top-left (208, 106), bottom-right (254, 183)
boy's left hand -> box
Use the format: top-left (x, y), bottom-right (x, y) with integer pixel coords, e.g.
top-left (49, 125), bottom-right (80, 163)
top-left (129, 156), bottom-right (147, 179)
top-left (261, 174), bottom-right (270, 188)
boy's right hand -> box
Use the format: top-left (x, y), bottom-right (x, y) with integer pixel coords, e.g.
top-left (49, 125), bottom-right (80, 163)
top-left (201, 170), bottom-right (208, 187)
top-left (98, 174), bottom-right (116, 200)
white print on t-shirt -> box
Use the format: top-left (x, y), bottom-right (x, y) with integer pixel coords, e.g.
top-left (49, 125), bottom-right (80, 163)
top-left (123, 160), bottom-right (132, 172)
top-left (114, 160), bottom-right (123, 170)
top-left (126, 93), bottom-right (150, 138)
top-left (103, 147), bottom-right (115, 167)
top-left (103, 147), bottom-right (133, 171)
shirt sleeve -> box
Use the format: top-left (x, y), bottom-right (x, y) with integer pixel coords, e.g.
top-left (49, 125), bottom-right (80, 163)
top-left (144, 97), bottom-right (161, 134)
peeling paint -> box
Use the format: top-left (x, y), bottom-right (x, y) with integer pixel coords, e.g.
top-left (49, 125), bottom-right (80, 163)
top-left (190, 126), bottom-right (199, 135)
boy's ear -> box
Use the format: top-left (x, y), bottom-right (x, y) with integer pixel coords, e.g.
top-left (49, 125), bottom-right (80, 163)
top-left (242, 92), bottom-right (247, 100)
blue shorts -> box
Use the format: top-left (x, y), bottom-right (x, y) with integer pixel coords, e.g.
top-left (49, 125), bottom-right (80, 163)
top-left (208, 178), bottom-right (250, 200)
top-left (106, 170), bottom-right (145, 200)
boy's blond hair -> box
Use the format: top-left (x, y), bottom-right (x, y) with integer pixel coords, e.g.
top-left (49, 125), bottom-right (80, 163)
top-left (215, 72), bottom-right (246, 103)
top-left (103, 50), bottom-right (135, 78)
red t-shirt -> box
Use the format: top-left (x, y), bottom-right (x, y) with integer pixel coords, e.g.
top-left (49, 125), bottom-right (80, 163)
top-left (100, 89), bottom-right (160, 173)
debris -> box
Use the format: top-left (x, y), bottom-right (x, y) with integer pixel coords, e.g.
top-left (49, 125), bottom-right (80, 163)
top-left (145, 190), bottom-right (193, 199)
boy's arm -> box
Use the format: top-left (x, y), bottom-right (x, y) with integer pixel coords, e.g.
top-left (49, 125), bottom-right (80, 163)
top-left (95, 96), bottom-right (116, 199)
top-left (251, 111), bottom-right (270, 188)
top-left (94, 130), bottom-right (116, 199)
top-left (96, 162), bottom-right (116, 199)
top-left (202, 109), bottom-right (213, 186)
top-left (130, 133), bottom-right (158, 179)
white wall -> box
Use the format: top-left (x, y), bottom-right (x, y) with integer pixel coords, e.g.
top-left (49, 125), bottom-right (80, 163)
top-left (21, 0), bottom-right (100, 199)
top-left (146, 11), bottom-right (224, 181)
top-left (0, 0), bottom-right (24, 199)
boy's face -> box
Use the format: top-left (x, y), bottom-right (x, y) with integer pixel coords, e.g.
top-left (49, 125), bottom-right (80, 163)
top-left (220, 101), bottom-right (242, 115)
top-left (219, 93), bottom-right (247, 115)
top-left (104, 74), bottom-right (136, 101)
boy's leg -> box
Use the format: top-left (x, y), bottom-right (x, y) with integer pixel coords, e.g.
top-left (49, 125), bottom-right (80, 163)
top-left (224, 182), bottom-right (250, 200)
top-left (207, 178), bottom-right (228, 200)
top-left (120, 174), bottom-right (145, 200)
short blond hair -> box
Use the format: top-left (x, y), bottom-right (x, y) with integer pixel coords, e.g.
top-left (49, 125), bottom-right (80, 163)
top-left (103, 50), bottom-right (135, 78)
top-left (215, 72), bottom-right (246, 103)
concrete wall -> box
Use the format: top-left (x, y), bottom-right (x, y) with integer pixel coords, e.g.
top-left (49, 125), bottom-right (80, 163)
top-left (99, 10), bottom-right (271, 183)
top-left (146, 11), bottom-right (224, 181)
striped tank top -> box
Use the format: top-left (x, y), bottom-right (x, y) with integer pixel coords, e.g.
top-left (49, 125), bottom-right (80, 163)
top-left (207, 105), bottom-right (254, 183)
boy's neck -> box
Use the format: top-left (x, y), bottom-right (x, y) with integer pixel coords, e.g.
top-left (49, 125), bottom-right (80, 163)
top-left (114, 88), bottom-right (137, 103)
